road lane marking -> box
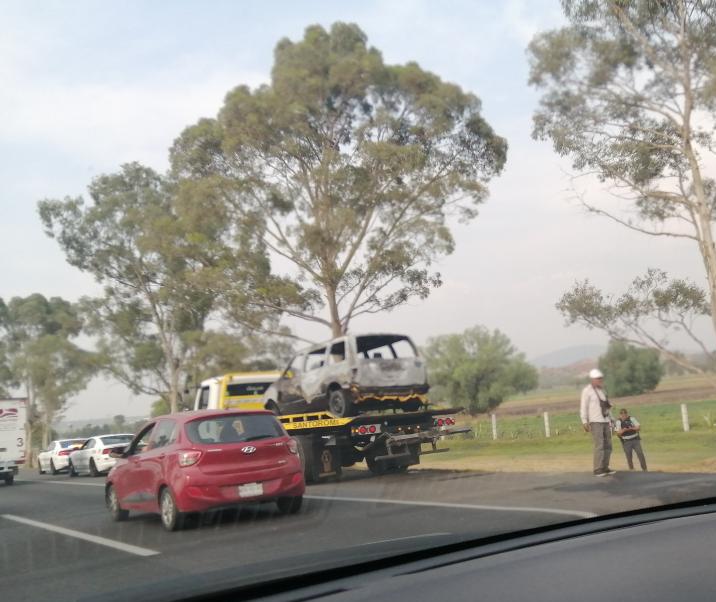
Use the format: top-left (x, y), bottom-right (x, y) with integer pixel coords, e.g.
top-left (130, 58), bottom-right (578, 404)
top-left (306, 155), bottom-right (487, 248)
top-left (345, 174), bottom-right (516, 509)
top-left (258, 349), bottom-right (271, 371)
top-left (354, 532), bottom-right (450, 547)
top-left (305, 495), bottom-right (596, 519)
top-left (1, 514), bottom-right (160, 557)
top-left (28, 479), bottom-right (105, 487)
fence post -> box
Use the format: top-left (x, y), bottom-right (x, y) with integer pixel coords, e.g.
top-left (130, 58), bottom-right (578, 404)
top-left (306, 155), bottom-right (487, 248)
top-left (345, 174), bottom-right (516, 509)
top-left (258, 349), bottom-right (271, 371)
top-left (491, 413), bottom-right (498, 440)
top-left (543, 411), bottom-right (551, 438)
top-left (681, 403), bottom-right (690, 432)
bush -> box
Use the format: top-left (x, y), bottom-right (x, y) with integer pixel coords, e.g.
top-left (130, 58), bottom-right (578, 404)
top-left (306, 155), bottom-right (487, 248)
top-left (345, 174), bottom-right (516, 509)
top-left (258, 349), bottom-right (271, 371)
top-left (598, 341), bottom-right (663, 397)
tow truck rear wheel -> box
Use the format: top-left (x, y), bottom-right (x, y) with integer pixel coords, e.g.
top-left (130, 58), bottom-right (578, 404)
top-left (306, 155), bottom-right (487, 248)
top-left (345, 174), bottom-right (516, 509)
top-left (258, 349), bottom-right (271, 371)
top-left (328, 389), bottom-right (355, 418)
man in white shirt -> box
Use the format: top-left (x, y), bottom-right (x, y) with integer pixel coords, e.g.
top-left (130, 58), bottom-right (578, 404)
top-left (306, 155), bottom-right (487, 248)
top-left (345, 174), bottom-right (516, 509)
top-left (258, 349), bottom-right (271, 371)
top-left (615, 408), bottom-right (647, 471)
top-left (580, 369), bottom-right (616, 477)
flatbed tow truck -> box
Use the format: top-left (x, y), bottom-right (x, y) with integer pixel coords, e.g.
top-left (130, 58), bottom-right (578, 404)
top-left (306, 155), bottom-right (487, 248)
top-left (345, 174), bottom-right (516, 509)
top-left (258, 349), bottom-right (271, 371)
top-left (192, 372), bottom-right (469, 482)
top-left (278, 408), bottom-right (469, 482)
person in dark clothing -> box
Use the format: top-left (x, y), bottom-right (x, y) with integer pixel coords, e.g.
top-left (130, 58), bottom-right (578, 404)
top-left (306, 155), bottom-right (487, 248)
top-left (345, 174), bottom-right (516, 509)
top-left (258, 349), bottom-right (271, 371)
top-left (615, 408), bottom-right (647, 471)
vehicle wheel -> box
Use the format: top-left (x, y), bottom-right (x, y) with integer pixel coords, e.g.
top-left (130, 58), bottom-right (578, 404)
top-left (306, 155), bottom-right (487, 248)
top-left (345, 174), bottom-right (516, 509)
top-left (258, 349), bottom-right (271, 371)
top-left (159, 487), bottom-right (185, 531)
top-left (276, 496), bottom-right (303, 515)
top-left (50, 460), bottom-right (58, 475)
top-left (5, 475), bottom-right (14, 485)
top-left (68, 461), bottom-right (78, 477)
top-left (295, 436), bottom-right (319, 484)
top-left (365, 455), bottom-right (389, 475)
top-left (89, 459), bottom-right (99, 477)
top-left (266, 401), bottom-right (281, 415)
top-left (106, 485), bottom-right (129, 521)
top-left (328, 389), bottom-right (355, 418)
top-left (38, 462), bottom-right (45, 475)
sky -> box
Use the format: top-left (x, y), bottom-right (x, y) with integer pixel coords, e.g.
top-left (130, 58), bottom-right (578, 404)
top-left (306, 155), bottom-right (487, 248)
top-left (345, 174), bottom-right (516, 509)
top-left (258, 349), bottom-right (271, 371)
top-left (0, 0), bottom-right (703, 421)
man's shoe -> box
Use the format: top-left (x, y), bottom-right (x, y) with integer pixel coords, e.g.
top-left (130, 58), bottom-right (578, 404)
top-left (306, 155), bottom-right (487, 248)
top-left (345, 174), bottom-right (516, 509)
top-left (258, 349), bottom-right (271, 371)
top-left (594, 470), bottom-right (607, 477)
top-left (604, 468), bottom-right (616, 475)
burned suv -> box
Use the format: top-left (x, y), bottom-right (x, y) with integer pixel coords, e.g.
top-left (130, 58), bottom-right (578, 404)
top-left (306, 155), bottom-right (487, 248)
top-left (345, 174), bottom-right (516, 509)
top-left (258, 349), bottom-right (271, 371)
top-left (264, 333), bottom-right (429, 418)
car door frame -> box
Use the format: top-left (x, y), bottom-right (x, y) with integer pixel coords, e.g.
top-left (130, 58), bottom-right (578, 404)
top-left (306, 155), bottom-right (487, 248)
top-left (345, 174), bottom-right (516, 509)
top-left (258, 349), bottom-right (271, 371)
top-left (114, 422), bottom-right (157, 512)
top-left (301, 345), bottom-right (330, 409)
top-left (75, 438), bottom-right (94, 473)
top-left (142, 418), bottom-right (179, 499)
top-left (278, 354), bottom-right (308, 413)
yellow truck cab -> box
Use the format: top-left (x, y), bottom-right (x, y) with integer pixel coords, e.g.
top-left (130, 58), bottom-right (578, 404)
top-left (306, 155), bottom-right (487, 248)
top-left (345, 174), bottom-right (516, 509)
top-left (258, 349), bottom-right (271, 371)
top-left (193, 371), bottom-right (281, 411)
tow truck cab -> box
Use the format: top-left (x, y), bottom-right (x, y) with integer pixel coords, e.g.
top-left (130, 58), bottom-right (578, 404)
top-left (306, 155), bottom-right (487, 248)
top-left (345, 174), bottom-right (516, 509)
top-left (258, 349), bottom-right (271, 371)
top-left (193, 371), bottom-right (281, 411)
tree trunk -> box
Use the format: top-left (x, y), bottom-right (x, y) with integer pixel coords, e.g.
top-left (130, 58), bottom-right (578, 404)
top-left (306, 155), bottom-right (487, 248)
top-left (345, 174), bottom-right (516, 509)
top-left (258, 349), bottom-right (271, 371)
top-left (169, 363), bottom-right (180, 414)
top-left (325, 285), bottom-right (344, 337)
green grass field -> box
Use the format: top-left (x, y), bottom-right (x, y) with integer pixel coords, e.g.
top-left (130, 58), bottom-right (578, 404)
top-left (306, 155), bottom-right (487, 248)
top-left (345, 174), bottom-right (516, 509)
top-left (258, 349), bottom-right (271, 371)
top-left (421, 397), bottom-right (716, 473)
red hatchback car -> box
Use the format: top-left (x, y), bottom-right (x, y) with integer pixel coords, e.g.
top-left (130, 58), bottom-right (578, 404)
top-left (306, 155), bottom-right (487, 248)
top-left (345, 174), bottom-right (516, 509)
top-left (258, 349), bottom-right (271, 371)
top-left (105, 410), bottom-right (305, 530)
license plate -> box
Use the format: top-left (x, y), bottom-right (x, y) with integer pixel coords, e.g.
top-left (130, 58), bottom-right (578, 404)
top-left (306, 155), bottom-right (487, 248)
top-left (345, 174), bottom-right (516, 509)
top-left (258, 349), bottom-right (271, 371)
top-left (238, 482), bottom-right (263, 498)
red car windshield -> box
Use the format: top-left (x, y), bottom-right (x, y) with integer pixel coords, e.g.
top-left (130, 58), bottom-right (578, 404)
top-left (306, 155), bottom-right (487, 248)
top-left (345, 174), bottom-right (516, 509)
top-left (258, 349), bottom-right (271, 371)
top-left (185, 415), bottom-right (284, 444)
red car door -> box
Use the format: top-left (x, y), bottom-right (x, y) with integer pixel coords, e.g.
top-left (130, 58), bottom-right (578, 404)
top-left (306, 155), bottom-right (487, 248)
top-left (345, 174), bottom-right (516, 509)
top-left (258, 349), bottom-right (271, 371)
top-left (140, 419), bottom-right (179, 503)
top-left (115, 422), bottom-right (156, 511)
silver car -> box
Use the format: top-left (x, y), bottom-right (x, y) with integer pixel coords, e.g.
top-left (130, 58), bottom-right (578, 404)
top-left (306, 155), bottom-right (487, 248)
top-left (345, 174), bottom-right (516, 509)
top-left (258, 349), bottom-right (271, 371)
top-left (264, 333), bottom-right (429, 417)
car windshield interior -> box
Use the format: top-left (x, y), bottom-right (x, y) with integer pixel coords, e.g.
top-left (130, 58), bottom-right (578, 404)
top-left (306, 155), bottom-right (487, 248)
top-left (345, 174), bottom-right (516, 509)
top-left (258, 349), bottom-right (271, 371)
top-left (7, 3), bottom-right (716, 601)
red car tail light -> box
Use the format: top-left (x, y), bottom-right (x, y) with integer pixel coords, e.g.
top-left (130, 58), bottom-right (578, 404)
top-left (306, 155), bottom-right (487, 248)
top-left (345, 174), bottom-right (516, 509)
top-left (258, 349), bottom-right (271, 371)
top-left (287, 439), bottom-right (299, 454)
top-left (368, 425), bottom-right (376, 433)
top-left (102, 448), bottom-right (112, 454)
top-left (358, 426), bottom-right (367, 435)
top-left (58, 450), bottom-right (71, 456)
top-left (436, 418), bottom-right (445, 427)
top-left (178, 450), bottom-right (202, 467)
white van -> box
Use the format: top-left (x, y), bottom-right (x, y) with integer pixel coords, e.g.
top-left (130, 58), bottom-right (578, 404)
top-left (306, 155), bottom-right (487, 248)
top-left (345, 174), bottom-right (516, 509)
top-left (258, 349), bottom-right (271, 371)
top-left (0, 398), bottom-right (28, 485)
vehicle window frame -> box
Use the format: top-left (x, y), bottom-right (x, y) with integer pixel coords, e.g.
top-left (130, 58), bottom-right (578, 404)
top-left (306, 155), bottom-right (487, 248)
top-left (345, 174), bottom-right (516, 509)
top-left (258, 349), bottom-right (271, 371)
top-left (197, 385), bottom-right (210, 410)
top-left (128, 423), bottom-right (156, 455)
top-left (285, 355), bottom-right (305, 378)
top-left (148, 419), bottom-right (177, 450)
top-left (305, 346), bottom-right (327, 371)
top-left (328, 340), bottom-right (346, 364)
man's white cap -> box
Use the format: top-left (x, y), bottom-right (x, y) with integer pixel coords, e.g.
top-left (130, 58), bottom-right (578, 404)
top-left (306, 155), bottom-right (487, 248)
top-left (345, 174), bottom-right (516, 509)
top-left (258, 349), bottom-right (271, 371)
top-left (589, 368), bottom-right (604, 379)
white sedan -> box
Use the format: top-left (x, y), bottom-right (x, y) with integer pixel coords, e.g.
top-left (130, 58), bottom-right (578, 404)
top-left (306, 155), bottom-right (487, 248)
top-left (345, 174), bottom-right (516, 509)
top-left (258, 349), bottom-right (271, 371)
top-left (68, 433), bottom-right (135, 477)
top-left (37, 439), bottom-right (87, 475)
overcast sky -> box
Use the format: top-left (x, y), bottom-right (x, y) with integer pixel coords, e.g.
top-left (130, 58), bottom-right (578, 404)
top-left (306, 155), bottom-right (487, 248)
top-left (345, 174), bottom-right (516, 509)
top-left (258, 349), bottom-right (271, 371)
top-left (0, 0), bottom-right (702, 421)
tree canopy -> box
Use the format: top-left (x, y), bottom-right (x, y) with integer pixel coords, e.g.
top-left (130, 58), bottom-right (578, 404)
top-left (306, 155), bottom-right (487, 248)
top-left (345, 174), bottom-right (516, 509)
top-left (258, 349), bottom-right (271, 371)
top-left (424, 326), bottom-right (538, 415)
top-left (38, 163), bottom-right (281, 413)
top-left (171, 22), bottom-right (507, 337)
top-left (530, 0), bottom-right (716, 372)
top-left (598, 340), bottom-right (664, 397)
top-left (0, 294), bottom-right (96, 447)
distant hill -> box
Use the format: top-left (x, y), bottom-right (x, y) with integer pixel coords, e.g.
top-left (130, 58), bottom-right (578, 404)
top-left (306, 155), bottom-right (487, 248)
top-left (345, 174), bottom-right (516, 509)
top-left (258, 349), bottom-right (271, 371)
top-left (531, 345), bottom-right (605, 369)
top-left (54, 415), bottom-right (148, 431)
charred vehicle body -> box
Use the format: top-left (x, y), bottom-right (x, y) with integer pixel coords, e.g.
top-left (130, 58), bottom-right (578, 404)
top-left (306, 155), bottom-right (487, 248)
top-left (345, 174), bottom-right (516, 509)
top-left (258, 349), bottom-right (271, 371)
top-left (264, 333), bottom-right (429, 418)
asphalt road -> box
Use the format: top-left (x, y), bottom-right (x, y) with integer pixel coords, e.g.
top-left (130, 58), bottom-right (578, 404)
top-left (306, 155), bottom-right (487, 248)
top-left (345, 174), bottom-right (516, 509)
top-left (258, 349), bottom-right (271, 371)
top-left (1, 467), bottom-right (714, 602)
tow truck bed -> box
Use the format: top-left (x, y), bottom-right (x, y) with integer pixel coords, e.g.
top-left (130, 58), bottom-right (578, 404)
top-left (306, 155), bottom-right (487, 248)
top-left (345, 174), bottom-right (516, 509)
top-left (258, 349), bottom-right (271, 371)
top-left (277, 408), bottom-right (469, 482)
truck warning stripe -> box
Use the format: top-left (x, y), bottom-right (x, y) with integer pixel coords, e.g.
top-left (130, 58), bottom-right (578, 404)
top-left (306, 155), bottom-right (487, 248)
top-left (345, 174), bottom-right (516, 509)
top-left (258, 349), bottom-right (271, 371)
top-left (283, 418), bottom-right (350, 430)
